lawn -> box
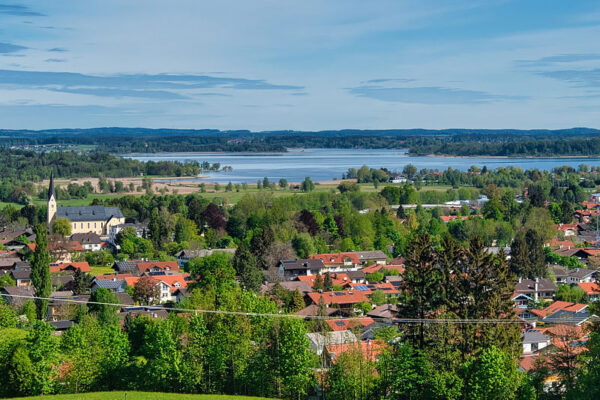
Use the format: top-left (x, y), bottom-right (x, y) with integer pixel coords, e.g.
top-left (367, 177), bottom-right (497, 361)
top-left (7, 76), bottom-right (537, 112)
top-left (89, 266), bottom-right (117, 276)
top-left (10, 392), bottom-right (273, 400)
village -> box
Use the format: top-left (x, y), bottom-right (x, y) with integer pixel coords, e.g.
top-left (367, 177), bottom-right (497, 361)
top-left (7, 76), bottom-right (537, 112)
top-left (1, 175), bottom-right (600, 397)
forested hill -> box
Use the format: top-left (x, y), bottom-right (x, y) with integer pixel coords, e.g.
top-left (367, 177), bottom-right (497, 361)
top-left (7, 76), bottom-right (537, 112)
top-left (406, 136), bottom-right (600, 157)
top-left (2, 127), bottom-right (600, 154)
top-left (0, 148), bottom-right (201, 181)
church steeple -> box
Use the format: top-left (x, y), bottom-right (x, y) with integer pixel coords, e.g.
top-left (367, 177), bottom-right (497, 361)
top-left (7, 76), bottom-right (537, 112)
top-left (47, 171), bottom-right (57, 226)
top-left (48, 171), bottom-right (55, 200)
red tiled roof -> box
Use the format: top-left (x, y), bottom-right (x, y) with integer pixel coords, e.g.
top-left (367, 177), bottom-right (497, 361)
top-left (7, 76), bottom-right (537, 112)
top-left (554, 224), bottom-right (580, 232)
top-left (361, 263), bottom-right (385, 274)
top-left (325, 340), bottom-right (386, 363)
top-left (137, 261), bottom-right (180, 274)
top-left (49, 262), bottom-right (91, 273)
top-left (361, 263), bottom-right (404, 275)
top-left (307, 291), bottom-right (369, 306)
top-left (578, 282), bottom-right (600, 295)
top-left (26, 241), bottom-right (84, 252)
top-left (549, 237), bottom-right (575, 249)
top-left (541, 301), bottom-right (587, 316)
top-left (297, 273), bottom-right (352, 288)
top-left (349, 281), bottom-right (400, 294)
top-left (124, 273), bottom-right (190, 293)
top-left (520, 355), bottom-right (538, 371)
top-left (310, 253), bottom-right (361, 265)
top-left (326, 317), bottom-right (375, 331)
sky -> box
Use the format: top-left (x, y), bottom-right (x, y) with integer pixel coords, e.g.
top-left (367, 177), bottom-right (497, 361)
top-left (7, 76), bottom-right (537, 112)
top-left (0, 0), bottom-right (599, 130)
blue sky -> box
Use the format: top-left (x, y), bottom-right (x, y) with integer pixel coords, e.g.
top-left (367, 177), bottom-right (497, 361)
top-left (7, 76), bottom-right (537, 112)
top-left (0, 0), bottom-right (599, 130)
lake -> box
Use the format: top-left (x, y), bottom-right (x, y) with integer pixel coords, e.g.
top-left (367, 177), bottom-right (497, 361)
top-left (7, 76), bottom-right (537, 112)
top-left (124, 148), bottom-right (600, 183)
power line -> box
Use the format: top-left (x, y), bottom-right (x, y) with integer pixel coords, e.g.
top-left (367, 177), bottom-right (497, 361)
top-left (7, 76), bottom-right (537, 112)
top-left (0, 293), bottom-right (562, 324)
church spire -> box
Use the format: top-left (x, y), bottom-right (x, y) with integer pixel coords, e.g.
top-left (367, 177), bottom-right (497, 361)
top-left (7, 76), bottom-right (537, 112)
top-left (48, 171), bottom-right (55, 200)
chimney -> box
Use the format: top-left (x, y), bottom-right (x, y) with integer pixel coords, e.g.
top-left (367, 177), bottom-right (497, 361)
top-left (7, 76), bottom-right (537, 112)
top-left (534, 278), bottom-right (539, 302)
top-left (518, 277), bottom-right (522, 283)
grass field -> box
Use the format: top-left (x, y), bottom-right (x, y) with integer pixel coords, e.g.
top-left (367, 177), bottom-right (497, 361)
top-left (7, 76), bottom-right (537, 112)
top-left (5, 181), bottom-right (459, 211)
top-left (10, 391), bottom-right (273, 400)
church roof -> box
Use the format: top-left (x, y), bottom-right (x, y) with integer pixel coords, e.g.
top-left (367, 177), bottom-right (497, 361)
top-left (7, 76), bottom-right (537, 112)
top-left (56, 206), bottom-right (124, 222)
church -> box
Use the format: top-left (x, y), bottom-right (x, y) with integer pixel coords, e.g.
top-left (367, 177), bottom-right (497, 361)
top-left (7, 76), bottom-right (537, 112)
top-left (47, 174), bottom-right (125, 236)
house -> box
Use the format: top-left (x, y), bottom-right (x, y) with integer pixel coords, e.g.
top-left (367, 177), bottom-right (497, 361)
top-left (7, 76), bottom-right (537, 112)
top-left (306, 330), bottom-right (357, 356)
top-left (307, 291), bottom-right (370, 312)
top-left (511, 292), bottom-right (534, 308)
top-left (543, 309), bottom-right (594, 326)
top-left (49, 262), bottom-right (91, 274)
top-left (0, 257), bottom-right (21, 271)
top-left (309, 250), bottom-right (388, 272)
top-left (91, 278), bottom-right (127, 293)
top-left (9, 268), bottom-right (31, 287)
top-left (70, 232), bottom-right (104, 251)
top-left (522, 330), bottom-right (551, 354)
top-left (175, 248), bottom-right (236, 267)
top-left (261, 281), bottom-right (314, 295)
top-left (124, 273), bottom-right (191, 303)
top-left (47, 174), bottom-right (125, 236)
top-left (108, 222), bottom-right (148, 246)
top-left (367, 304), bottom-right (399, 319)
top-left (0, 285), bottom-right (34, 306)
top-left (326, 317), bottom-right (375, 332)
top-left (532, 301), bottom-right (594, 326)
top-left (278, 259), bottom-right (326, 280)
top-left (296, 304), bottom-right (344, 317)
top-left (120, 307), bottom-right (170, 321)
top-left (554, 224), bottom-right (582, 237)
top-left (24, 241), bottom-right (84, 263)
top-left (578, 282), bottom-right (600, 301)
top-left (566, 268), bottom-right (598, 284)
top-left (112, 260), bottom-right (180, 276)
top-left (297, 272), bottom-right (352, 288)
top-left (349, 282), bottom-right (400, 296)
top-left (515, 278), bottom-right (557, 301)
top-left (0, 226), bottom-right (35, 249)
top-left (361, 263), bottom-right (405, 276)
top-left (345, 270), bottom-right (366, 283)
top-left (324, 340), bottom-right (385, 366)
top-left (137, 261), bottom-right (180, 275)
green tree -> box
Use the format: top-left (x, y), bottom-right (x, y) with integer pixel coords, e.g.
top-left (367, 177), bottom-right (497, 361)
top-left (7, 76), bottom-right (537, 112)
top-left (301, 177), bottom-right (314, 192)
top-left (462, 346), bottom-right (522, 400)
top-left (233, 242), bottom-right (262, 291)
top-left (188, 253), bottom-right (236, 295)
top-left (31, 224), bottom-right (52, 320)
top-left (273, 318), bottom-right (314, 399)
top-left (51, 217), bottom-right (72, 237)
top-left (399, 234), bottom-right (444, 349)
top-left (88, 288), bottom-right (120, 325)
top-left (174, 216), bottom-right (198, 243)
top-left (327, 346), bottom-right (379, 400)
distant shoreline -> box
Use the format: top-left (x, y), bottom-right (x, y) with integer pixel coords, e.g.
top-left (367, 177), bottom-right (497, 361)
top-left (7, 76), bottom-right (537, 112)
top-left (415, 153), bottom-right (600, 160)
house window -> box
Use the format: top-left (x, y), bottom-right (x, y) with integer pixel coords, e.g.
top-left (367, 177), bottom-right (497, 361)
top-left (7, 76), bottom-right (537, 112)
top-left (94, 223), bottom-right (97, 228)
top-left (81, 223), bottom-right (84, 229)
top-left (87, 223), bottom-right (90, 229)
top-left (73, 223), bottom-right (76, 229)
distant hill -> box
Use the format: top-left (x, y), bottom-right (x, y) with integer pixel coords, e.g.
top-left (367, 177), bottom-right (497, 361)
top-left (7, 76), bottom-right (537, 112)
top-left (1, 127), bottom-right (600, 139)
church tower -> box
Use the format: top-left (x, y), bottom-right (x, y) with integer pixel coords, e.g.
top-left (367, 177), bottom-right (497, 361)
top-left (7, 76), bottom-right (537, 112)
top-left (47, 172), bottom-right (57, 226)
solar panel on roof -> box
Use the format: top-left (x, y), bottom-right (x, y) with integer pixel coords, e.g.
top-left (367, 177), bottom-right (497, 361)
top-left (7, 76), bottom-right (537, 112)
top-left (334, 292), bottom-right (345, 296)
top-left (355, 285), bottom-right (369, 291)
top-left (335, 321), bottom-right (345, 326)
